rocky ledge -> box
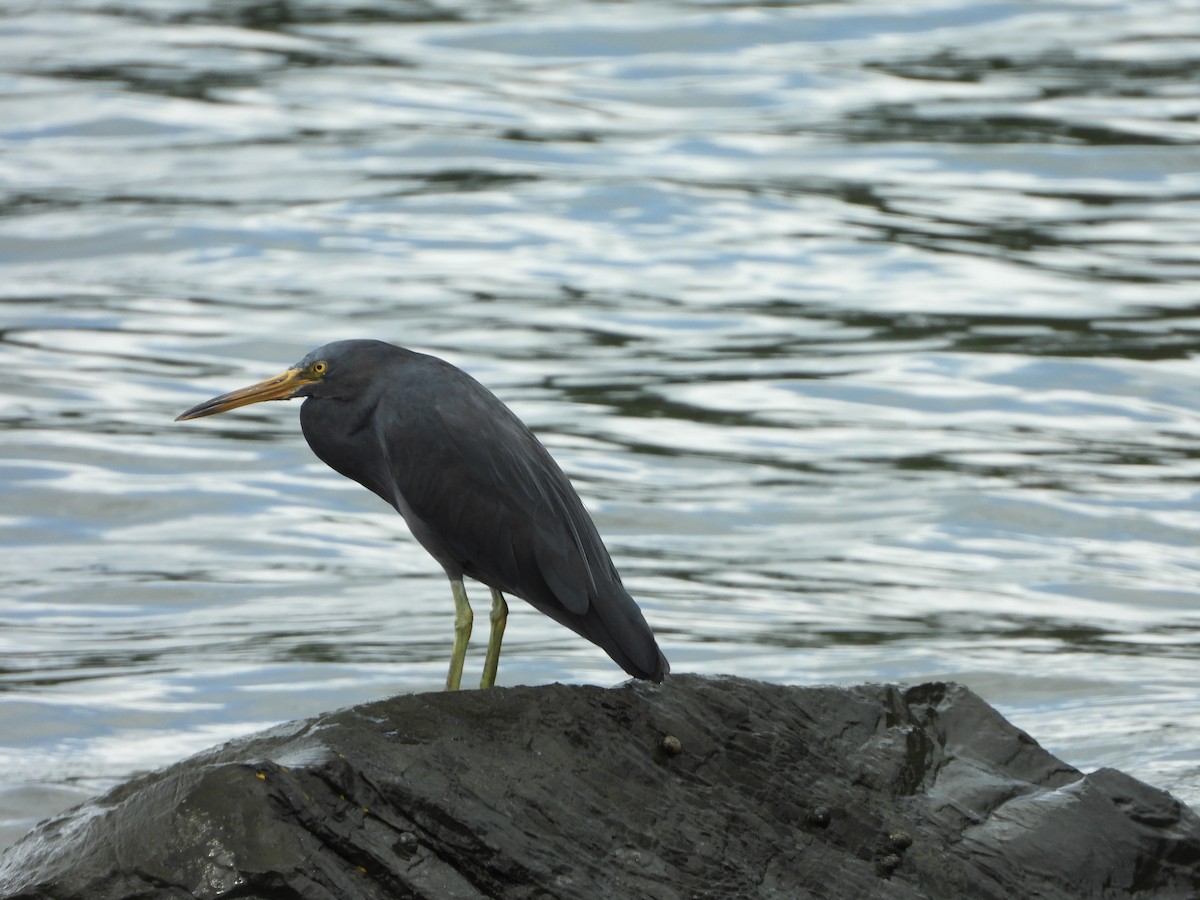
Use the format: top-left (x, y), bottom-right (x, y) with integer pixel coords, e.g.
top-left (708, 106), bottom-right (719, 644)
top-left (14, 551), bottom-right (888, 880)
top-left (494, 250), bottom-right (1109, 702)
top-left (1, 675), bottom-right (1198, 899)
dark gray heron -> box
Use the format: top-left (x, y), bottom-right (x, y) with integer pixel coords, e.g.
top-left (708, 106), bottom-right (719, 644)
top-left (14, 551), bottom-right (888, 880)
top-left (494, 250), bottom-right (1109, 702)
top-left (176, 339), bottom-right (669, 690)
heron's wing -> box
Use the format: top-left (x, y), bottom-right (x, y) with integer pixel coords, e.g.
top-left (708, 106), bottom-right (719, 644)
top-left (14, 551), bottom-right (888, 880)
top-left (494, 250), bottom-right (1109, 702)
top-left (375, 367), bottom-right (612, 616)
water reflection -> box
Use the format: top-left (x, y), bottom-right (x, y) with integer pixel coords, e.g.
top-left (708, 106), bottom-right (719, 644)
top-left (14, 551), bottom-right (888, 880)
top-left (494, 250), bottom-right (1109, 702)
top-left (3, 0), bottom-right (1200, 853)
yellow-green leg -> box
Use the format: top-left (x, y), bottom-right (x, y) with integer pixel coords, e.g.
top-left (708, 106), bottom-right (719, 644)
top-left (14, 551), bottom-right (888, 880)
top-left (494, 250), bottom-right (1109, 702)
top-left (480, 588), bottom-right (508, 689)
top-left (446, 578), bottom-right (473, 691)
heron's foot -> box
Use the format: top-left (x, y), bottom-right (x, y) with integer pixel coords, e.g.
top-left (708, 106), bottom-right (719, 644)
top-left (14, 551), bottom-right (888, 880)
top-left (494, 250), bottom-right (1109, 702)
top-left (446, 579), bottom-right (473, 691)
top-left (480, 589), bottom-right (508, 689)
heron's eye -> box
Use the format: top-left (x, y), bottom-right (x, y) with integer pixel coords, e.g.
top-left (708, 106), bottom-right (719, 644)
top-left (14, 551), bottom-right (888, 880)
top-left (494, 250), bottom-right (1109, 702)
top-left (311, 361), bottom-right (328, 376)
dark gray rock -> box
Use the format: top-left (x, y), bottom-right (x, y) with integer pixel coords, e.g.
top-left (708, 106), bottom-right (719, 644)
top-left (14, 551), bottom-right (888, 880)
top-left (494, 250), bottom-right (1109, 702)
top-left (2, 675), bottom-right (1198, 899)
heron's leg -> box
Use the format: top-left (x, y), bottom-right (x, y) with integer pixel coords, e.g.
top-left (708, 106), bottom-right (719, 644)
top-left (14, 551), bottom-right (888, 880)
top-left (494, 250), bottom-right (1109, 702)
top-left (446, 578), bottom-right (473, 691)
top-left (480, 588), bottom-right (508, 689)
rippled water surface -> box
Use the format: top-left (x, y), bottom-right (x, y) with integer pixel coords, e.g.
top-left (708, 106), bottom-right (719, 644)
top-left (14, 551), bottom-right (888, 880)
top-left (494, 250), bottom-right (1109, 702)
top-left (3, 0), bottom-right (1200, 850)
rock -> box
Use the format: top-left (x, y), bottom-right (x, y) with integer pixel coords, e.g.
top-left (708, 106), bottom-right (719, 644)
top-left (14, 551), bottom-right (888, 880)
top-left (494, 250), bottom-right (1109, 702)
top-left (1, 675), bottom-right (1198, 899)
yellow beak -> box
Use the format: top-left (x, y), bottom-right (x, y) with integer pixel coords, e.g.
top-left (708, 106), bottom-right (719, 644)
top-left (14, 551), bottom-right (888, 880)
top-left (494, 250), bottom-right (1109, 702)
top-left (175, 367), bottom-right (318, 421)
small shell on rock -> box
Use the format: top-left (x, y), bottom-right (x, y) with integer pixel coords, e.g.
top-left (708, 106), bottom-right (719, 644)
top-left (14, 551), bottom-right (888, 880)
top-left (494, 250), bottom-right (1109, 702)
top-left (807, 806), bottom-right (831, 828)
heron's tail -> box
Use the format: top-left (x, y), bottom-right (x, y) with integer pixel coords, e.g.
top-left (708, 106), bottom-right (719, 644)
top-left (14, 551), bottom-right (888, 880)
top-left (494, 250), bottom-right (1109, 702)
top-left (515, 567), bottom-right (669, 681)
top-left (581, 583), bottom-right (669, 682)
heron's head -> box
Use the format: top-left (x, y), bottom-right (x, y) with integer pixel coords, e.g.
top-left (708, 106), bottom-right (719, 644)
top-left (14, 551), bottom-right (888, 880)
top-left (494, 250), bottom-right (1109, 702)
top-left (174, 340), bottom-right (386, 421)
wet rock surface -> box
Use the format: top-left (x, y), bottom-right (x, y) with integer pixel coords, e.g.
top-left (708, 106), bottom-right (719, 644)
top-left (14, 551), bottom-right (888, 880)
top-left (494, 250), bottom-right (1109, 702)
top-left (2, 675), bottom-right (1198, 899)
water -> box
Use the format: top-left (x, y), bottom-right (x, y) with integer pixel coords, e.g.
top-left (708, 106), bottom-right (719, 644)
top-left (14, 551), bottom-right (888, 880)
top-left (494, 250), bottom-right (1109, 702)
top-left (3, 0), bottom-right (1200, 851)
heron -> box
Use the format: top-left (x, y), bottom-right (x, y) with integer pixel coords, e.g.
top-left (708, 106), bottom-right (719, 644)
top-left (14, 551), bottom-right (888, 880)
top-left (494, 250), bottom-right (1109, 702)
top-left (176, 339), bottom-right (669, 690)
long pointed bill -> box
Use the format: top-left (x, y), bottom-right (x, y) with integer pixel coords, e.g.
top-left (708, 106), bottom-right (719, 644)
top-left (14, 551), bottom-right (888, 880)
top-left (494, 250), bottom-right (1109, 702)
top-left (175, 367), bottom-right (317, 421)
